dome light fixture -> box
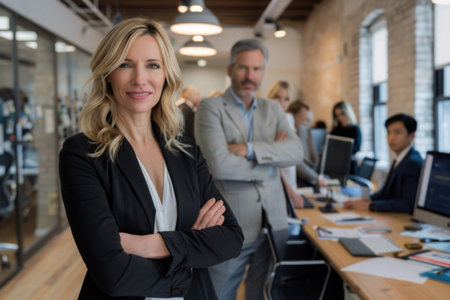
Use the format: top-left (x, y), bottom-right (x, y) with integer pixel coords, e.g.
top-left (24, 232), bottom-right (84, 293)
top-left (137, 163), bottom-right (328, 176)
top-left (179, 36), bottom-right (217, 57)
top-left (197, 59), bottom-right (207, 67)
top-left (171, 0), bottom-right (223, 36)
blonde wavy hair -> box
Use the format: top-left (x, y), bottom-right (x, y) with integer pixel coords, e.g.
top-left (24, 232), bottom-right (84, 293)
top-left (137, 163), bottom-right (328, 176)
top-left (267, 80), bottom-right (293, 101)
top-left (79, 18), bottom-right (186, 161)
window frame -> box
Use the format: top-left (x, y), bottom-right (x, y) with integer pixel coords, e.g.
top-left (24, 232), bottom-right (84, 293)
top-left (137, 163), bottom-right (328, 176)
top-left (434, 65), bottom-right (450, 151)
top-left (372, 82), bottom-right (388, 161)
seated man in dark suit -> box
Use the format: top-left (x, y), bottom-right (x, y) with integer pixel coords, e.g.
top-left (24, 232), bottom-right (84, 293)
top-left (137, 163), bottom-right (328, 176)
top-left (344, 113), bottom-right (423, 213)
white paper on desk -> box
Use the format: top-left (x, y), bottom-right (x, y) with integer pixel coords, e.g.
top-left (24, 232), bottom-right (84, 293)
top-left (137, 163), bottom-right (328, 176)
top-left (332, 192), bottom-right (349, 203)
top-left (401, 224), bottom-right (450, 241)
top-left (321, 212), bottom-right (376, 224)
top-left (341, 257), bottom-right (434, 284)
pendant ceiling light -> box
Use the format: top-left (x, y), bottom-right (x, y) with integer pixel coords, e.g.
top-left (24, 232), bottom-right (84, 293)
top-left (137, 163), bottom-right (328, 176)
top-left (171, 0), bottom-right (223, 36)
top-left (179, 35), bottom-right (217, 57)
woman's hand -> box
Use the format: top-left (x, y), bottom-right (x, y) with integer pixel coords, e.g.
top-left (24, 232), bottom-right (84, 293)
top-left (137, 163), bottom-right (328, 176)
top-left (192, 198), bottom-right (225, 230)
top-left (119, 232), bottom-right (170, 259)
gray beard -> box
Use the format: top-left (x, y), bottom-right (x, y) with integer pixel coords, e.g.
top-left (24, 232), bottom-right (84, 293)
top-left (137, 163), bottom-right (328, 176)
top-left (236, 89), bottom-right (256, 100)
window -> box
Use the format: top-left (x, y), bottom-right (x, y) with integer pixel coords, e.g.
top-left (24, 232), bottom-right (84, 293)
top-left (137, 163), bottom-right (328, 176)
top-left (434, 5), bottom-right (450, 152)
top-left (370, 18), bottom-right (389, 162)
top-left (373, 82), bottom-right (388, 161)
top-left (435, 66), bottom-right (450, 152)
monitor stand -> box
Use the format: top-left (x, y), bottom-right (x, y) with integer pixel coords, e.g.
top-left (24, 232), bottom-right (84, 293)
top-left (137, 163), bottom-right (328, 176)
top-left (319, 198), bottom-right (338, 213)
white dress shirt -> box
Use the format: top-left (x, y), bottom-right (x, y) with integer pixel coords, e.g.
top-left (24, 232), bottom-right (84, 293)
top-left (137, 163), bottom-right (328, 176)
top-left (137, 158), bottom-right (183, 300)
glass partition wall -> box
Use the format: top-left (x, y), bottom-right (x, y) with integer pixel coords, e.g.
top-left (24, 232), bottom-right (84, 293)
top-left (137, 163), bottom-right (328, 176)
top-left (0, 7), bottom-right (20, 285)
top-left (16, 22), bottom-right (60, 257)
top-left (0, 7), bottom-right (90, 287)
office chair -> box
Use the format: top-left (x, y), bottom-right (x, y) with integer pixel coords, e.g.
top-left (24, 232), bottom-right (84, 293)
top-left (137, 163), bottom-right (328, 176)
top-left (0, 150), bottom-right (19, 269)
top-left (263, 213), bottom-right (331, 300)
top-left (347, 157), bottom-right (377, 189)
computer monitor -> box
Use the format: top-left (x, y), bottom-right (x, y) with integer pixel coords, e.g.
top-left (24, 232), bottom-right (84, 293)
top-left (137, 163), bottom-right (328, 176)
top-left (310, 128), bottom-right (327, 157)
top-left (413, 151), bottom-right (450, 230)
top-left (320, 134), bottom-right (354, 185)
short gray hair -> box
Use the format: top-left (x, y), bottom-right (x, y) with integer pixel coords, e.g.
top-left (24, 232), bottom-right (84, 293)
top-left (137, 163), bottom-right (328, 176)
top-left (229, 39), bottom-right (269, 67)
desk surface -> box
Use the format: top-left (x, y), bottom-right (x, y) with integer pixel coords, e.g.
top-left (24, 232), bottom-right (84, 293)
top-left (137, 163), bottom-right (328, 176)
top-left (296, 206), bottom-right (450, 300)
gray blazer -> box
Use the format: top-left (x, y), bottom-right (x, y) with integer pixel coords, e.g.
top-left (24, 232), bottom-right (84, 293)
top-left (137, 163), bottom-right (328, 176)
top-left (194, 88), bottom-right (303, 247)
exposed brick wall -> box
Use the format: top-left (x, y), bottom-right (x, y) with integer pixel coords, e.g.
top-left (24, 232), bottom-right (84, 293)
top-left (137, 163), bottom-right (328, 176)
top-left (298, 0), bottom-right (342, 129)
top-left (32, 38), bottom-right (59, 233)
top-left (300, 0), bottom-right (434, 158)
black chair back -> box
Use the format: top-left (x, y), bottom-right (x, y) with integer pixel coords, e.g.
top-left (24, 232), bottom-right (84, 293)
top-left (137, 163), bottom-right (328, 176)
top-left (357, 157), bottom-right (377, 180)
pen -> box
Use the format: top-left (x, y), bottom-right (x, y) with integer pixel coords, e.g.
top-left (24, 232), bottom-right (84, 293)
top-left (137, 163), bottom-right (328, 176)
top-left (436, 267), bottom-right (450, 275)
top-left (317, 226), bottom-right (333, 234)
top-left (338, 217), bottom-right (372, 222)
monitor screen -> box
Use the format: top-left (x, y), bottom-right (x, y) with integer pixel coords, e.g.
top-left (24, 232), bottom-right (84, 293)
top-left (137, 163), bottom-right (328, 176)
top-left (413, 151), bottom-right (450, 230)
top-left (310, 128), bottom-right (327, 156)
top-left (320, 134), bottom-right (354, 185)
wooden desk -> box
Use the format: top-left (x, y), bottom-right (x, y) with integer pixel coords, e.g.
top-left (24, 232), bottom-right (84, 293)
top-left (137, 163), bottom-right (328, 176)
top-left (296, 206), bottom-right (450, 300)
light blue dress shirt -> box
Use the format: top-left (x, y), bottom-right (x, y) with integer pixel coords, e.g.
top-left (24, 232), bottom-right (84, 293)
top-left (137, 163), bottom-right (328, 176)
top-left (229, 88), bottom-right (258, 160)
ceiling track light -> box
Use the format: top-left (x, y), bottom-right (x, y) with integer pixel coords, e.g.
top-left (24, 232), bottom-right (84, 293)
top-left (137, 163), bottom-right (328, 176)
top-left (178, 0), bottom-right (189, 13)
top-left (171, 0), bottom-right (223, 36)
top-left (179, 36), bottom-right (217, 57)
top-left (190, 0), bottom-right (204, 13)
top-left (274, 23), bottom-right (286, 38)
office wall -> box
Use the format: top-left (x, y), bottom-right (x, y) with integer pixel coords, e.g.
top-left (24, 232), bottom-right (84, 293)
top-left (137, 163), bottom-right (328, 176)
top-left (178, 26), bottom-right (303, 101)
top-left (181, 66), bottom-right (227, 98)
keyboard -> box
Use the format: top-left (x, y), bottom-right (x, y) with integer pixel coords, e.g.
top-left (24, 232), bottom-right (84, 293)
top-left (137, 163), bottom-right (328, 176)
top-left (339, 235), bottom-right (403, 257)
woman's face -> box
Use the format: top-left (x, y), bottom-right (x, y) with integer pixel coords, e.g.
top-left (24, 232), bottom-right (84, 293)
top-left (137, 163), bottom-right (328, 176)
top-left (272, 88), bottom-right (290, 111)
top-left (334, 107), bottom-right (349, 127)
top-left (108, 34), bottom-right (166, 118)
top-left (294, 107), bottom-right (310, 127)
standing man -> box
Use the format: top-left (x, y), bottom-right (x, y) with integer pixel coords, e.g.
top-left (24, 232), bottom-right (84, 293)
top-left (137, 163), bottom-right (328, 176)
top-left (344, 113), bottom-right (423, 213)
top-left (195, 39), bottom-right (303, 300)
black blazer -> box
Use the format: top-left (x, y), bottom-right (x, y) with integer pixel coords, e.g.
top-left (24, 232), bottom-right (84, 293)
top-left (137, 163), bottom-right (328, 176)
top-left (59, 127), bottom-right (243, 300)
top-left (370, 147), bottom-right (423, 213)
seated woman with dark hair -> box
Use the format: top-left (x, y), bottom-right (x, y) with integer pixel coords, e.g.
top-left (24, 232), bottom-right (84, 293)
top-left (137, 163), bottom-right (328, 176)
top-left (330, 101), bottom-right (362, 174)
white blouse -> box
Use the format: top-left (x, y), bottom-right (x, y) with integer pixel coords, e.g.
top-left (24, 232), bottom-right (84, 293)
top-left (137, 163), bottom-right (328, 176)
top-left (136, 158), bottom-right (183, 300)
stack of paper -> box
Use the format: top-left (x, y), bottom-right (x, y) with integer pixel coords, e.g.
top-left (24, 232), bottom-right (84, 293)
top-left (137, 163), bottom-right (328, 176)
top-left (321, 212), bottom-right (375, 224)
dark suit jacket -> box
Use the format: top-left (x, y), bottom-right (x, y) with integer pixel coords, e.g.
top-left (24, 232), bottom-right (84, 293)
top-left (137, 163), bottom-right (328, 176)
top-left (179, 102), bottom-right (195, 141)
top-left (370, 147), bottom-right (423, 213)
top-left (59, 126), bottom-right (243, 300)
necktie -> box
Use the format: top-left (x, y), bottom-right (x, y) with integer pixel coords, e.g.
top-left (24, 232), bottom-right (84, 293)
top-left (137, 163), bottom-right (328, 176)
top-left (384, 159), bottom-right (397, 186)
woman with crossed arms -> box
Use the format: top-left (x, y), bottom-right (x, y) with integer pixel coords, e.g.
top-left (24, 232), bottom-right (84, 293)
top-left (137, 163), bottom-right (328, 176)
top-left (59, 18), bottom-right (243, 300)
